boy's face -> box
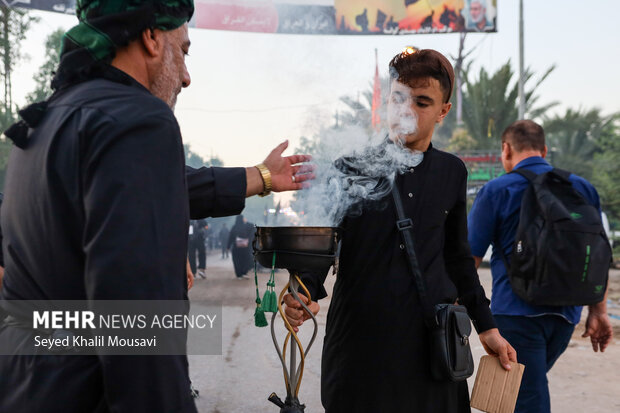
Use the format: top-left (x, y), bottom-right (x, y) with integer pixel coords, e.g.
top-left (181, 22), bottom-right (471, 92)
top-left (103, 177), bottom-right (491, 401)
top-left (387, 77), bottom-right (451, 151)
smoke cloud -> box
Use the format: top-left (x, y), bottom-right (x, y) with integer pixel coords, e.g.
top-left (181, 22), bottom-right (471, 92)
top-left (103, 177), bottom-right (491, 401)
top-left (292, 121), bottom-right (423, 227)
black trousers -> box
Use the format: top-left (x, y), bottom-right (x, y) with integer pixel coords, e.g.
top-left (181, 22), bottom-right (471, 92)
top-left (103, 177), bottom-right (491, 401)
top-left (188, 237), bottom-right (206, 273)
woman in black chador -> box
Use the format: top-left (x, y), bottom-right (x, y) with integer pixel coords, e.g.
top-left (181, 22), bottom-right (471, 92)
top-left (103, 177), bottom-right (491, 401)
top-left (228, 215), bottom-right (254, 279)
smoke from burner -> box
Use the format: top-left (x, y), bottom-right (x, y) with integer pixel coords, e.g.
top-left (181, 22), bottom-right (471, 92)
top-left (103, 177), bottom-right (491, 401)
top-left (291, 115), bottom-right (423, 226)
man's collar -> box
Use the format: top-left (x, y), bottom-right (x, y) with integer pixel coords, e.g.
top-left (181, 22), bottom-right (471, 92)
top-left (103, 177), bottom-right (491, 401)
top-left (514, 156), bottom-right (548, 170)
top-left (53, 48), bottom-right (150, 95)
top-left (103, 64), bottom-right (150, 93)
top-left (382, 137), bottom-right (433, 153)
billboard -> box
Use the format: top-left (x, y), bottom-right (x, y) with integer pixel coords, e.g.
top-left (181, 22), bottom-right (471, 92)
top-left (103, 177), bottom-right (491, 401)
top-left (192, 1), bottom-right (338, 34)
top-left (7, 0), bottom-right (497, 35)
top-left (336, 0), bottom-right (497, 34)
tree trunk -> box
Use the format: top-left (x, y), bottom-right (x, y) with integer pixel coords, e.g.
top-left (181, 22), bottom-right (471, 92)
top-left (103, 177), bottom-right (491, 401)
top-left (455, 32), bottom-right (466, 127)
top-left (1, 7), bottom-right (12, 117)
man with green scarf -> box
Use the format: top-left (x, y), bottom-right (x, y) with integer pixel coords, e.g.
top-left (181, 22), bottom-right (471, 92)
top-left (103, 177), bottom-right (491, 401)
top-left (0, 1), bottom-right (312, 411)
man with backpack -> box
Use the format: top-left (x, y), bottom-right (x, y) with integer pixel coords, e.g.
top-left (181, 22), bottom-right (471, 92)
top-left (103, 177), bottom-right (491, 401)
top-left (468, 119), bottom-right (612, 413)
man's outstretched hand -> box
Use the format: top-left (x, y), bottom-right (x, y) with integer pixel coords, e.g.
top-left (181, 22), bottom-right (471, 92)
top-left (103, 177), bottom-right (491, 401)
top-left (246, 140), bottom-right (315, 196)
top-left (265, 140), bottom-right (315, 192)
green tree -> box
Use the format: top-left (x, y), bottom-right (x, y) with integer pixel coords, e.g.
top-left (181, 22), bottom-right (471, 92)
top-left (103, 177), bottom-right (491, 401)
top-left (445, 127), bottom-right (476, 152)
top-left (0, 136), bottom-right (11, 191)
top-left (591, 132), bottom-right (620, 224)
top-left (240, 195), bottom-right (276, 226)
top-left (336, 61), bottom-right (556, 153)
top-left (543, 109), bottom-right (620, 222)
top-left (433, 101), bottom-right (457, 149)
top-left (184, 143), bottom-right (223, 168)
top-left (26, 28), bottom-right (64, 104)
top-left (456, 61), bottom-right (556, 151)
top-left (0, 6), bottom-right (38, 191)
top-left (543, 108), bottom-right (617, 182)
top-left (0, 6), bottom-right (38, 131)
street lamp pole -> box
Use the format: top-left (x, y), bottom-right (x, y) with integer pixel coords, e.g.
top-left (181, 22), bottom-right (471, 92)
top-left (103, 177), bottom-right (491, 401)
top-left (518, 0), bottom-right (526, 119)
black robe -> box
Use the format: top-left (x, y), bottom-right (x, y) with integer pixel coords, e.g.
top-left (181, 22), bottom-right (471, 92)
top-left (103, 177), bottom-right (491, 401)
top-left (0, 68), bottom-right (246, 412)
top-left (227, 221), bottom-right (255, 277)
top-left (301, 145), bottom-right (496, 412)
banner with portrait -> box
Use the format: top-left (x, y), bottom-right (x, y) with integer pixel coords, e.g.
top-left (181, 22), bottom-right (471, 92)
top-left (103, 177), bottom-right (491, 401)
top-left (7, 0), bottom-right (497, 35)
top-left (335, 0), bottom-right (497, 35)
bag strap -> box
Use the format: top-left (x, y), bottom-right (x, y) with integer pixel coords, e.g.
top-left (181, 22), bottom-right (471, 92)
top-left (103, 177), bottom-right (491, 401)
top-left (550, 168), bottom-right (571, 182)
top-left (392, 185), bottom-right (438, 329)
top-left (495, 166), bottom-right (538, 272)
top-left (510, 167), bottom-right (537, 182)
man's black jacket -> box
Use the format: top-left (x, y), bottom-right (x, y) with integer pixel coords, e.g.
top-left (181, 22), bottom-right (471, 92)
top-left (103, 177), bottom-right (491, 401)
top-left (0, 69), bottom-right (245, 412)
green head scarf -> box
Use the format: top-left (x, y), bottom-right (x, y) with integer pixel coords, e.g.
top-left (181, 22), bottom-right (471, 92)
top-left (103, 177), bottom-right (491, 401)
top-left (62, 0), bottom-right (194, 62)
top-left (3, 0), bottom-right (194, 148)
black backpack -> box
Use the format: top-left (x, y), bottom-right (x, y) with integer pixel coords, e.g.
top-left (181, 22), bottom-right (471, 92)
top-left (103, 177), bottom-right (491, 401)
top-left (499, 168), bottom-right (611, 306)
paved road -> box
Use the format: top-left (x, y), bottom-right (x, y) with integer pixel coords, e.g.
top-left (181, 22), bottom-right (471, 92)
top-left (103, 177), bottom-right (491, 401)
top-left (188, 253), bottom-right (326, 412)
top-left (188, 251), bottom-right (620, 412)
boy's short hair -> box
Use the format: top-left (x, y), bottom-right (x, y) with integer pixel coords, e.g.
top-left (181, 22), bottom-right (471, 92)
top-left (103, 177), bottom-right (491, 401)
top-left (388, 49), bottom-right (455, 103)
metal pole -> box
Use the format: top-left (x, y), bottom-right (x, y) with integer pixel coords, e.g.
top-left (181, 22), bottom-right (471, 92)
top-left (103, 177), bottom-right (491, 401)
top-left (518, 0), bottom-right (525, 119)
top-left (288, 276), bottom-right (298, 394)
top-left (456, 32), bottom-right (466, 126)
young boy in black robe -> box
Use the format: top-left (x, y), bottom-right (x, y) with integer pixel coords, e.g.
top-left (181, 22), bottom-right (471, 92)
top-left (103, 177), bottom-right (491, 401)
top-left (284, 49), bottom-right (517, 412)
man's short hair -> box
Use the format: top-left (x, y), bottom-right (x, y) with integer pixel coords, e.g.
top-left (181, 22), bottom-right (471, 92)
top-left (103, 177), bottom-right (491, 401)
top-left (469, 0), bottom-right (487, 8)
top-left (501, 120), bottom-right (545, 152)
top-left (388, 49), bottom-right (455, 103)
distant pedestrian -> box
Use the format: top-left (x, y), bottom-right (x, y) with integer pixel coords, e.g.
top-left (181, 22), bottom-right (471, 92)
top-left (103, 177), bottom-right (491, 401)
top-left (206, 226), bottom-right (214, 251)
top-left (227, 215), bottom-right (254, 279)
top-left (219, 223), bottom-right (230, 259)
top-left (188, 219), bottom-right (208, 279)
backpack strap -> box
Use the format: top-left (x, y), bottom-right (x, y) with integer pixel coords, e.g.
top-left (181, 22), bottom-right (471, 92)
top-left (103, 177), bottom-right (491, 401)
top-left (548, 168), bottom-right (572, 183)
top-left (511, 168), bottom-right (537, 182)
top-left (495, 167), bottom-right (538, 273)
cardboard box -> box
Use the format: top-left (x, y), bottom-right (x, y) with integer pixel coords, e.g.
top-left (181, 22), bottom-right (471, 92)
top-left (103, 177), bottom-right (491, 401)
top-left (470, 355), bottom-right (525, 413)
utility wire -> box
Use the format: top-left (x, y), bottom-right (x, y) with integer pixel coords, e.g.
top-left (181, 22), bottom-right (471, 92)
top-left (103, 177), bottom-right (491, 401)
top-left (177, 100), bottom-right (340, 114)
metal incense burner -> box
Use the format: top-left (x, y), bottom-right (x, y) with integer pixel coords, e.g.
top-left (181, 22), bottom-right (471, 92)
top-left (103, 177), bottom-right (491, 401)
top-left (253, 226), bottom-right (339, 413)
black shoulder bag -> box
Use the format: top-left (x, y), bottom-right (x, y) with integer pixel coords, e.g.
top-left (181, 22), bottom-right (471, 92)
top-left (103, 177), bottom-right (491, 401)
top-left (392, 185), bottom-right (474, 382)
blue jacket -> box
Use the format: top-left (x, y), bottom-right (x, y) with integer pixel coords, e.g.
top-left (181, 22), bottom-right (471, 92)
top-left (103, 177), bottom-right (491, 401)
top-left (468, 156), bottom-right (601, 324)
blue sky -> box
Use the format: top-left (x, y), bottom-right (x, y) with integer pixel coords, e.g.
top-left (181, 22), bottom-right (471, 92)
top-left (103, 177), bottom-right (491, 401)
top-left (12, 0), bottom-right (620, 169)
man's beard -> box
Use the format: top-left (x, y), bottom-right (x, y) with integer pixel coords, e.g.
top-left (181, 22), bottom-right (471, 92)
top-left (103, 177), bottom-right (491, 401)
top-left (471, 12), bottom-right (484, 24)
top-left (151, 45), bottom-right (181, 110)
